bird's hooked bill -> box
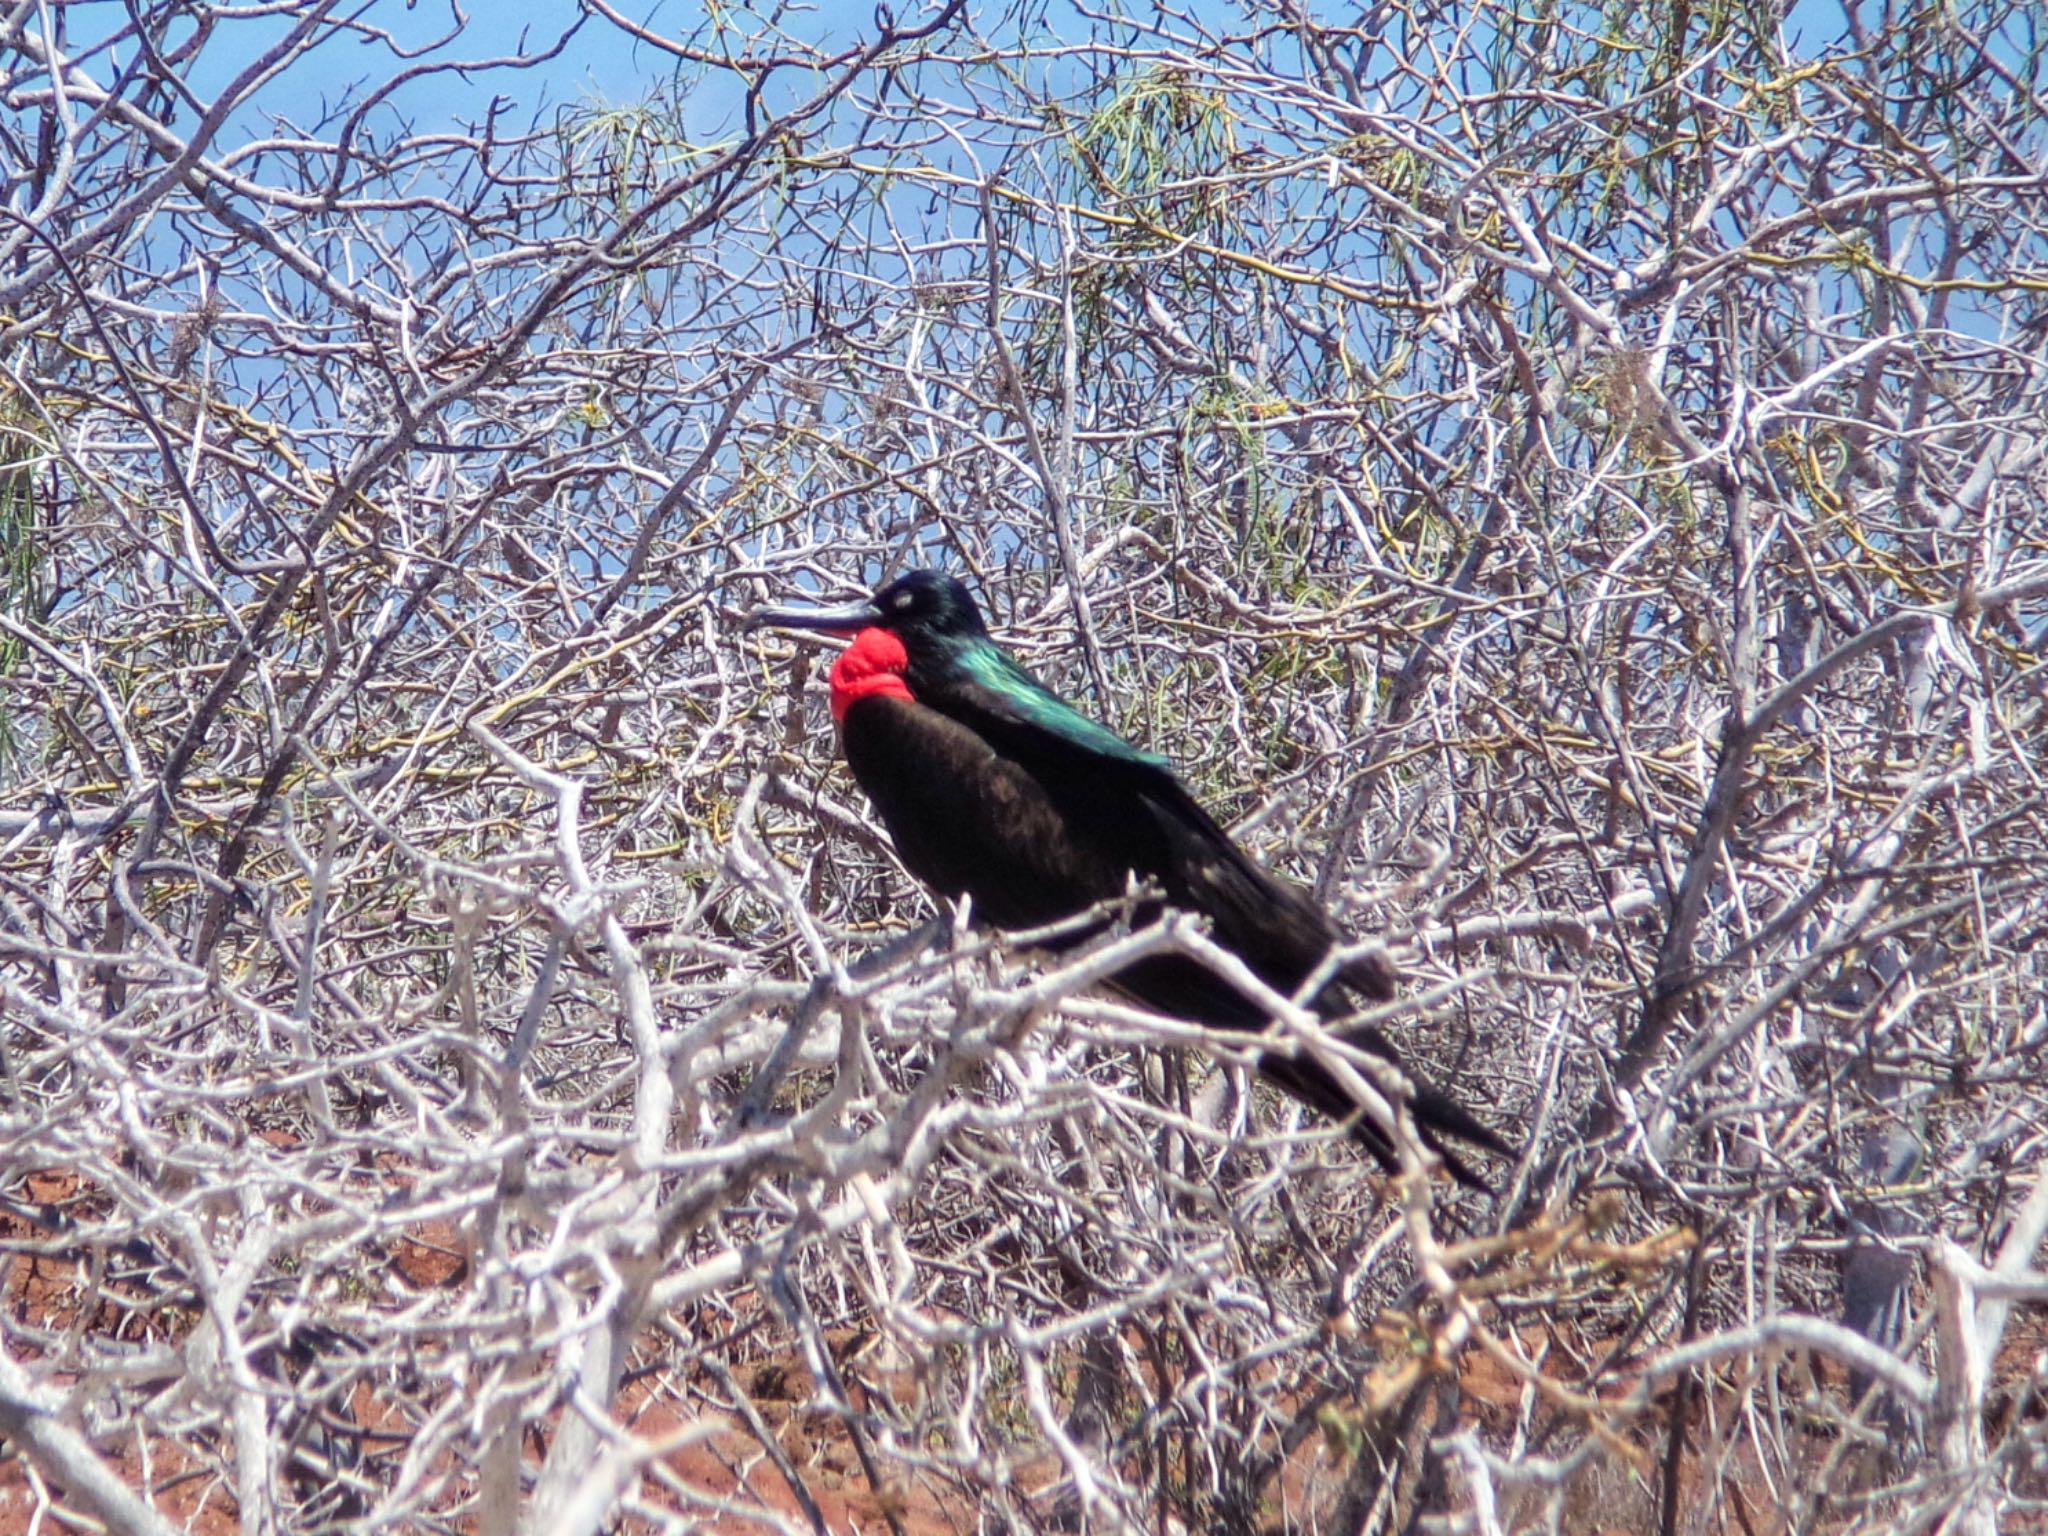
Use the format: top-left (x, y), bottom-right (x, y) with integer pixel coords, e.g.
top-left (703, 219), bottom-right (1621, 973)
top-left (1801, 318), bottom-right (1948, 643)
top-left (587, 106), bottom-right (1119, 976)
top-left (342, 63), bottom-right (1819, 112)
top-left (744, 593), bottom-right (884, 636)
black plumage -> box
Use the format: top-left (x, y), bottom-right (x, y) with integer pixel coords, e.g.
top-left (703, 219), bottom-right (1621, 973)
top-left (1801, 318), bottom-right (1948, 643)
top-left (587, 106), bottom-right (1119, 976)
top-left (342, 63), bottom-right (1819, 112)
top-left (750, 570), bottom-right (1505, 1183)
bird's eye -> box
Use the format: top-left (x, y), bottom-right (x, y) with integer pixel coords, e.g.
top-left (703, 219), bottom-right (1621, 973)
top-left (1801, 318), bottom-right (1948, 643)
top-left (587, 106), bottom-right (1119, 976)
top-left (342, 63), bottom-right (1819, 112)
top-left (892, 590), bottom-right (915, 610)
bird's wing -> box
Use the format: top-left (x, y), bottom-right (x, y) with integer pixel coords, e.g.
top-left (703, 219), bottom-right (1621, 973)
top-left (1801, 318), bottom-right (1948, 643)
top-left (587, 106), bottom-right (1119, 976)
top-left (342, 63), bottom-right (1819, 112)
top-left (931, 671), bottom-right (1396, 1003)
top-left (1137, 777), bottom-right (1398, 1002)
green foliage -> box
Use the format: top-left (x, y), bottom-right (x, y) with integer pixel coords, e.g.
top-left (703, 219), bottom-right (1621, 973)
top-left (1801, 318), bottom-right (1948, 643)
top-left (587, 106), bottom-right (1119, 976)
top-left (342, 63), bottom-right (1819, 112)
top-left (0, 408), bottom-right (38, 770)
top-left (1072, 65), bottom-right (1239, 234)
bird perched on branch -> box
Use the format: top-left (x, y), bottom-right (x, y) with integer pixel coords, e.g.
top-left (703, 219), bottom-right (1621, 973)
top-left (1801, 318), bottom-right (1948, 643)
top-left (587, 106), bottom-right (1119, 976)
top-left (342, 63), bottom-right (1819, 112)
top-left (749, 569), bottom-right (1504, 1184)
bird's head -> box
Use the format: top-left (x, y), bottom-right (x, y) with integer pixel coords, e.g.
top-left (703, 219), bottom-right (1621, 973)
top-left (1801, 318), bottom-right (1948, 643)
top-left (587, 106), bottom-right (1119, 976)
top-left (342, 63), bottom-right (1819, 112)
top-left (865, 570), bottom-right (990, 641)
top-left (745, 569), bottom-right (988, 645)
top-left (746, 569), bottom-right (992, 721)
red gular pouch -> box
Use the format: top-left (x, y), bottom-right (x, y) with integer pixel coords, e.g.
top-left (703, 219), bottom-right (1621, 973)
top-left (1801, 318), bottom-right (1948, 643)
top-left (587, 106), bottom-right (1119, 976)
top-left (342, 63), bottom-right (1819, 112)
top-left (828, 627), bottom-right (914, 722)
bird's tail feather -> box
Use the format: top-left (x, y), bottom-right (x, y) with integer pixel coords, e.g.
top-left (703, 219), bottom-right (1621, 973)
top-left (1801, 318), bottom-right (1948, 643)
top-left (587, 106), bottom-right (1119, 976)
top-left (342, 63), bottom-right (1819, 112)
top-left (1098, 957), bottom-right (1506, 1187)
top-left (1255, 1047), bottom-right (1508, 1191)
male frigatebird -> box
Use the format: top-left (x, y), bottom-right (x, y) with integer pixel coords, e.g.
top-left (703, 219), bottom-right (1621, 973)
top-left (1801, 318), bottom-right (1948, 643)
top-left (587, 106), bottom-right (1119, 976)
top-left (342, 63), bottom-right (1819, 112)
top-left (750, 569), bottom-right (1504, 1183)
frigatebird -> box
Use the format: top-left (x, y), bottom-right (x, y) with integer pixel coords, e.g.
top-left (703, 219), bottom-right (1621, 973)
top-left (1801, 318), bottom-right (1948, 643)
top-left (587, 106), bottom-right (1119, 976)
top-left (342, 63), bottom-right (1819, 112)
top-left (750, 569), bottom-right (1504, 1183)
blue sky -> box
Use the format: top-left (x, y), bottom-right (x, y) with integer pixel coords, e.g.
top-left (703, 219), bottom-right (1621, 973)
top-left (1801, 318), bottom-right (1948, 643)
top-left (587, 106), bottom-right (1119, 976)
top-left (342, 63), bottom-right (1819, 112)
top-left (106, 0), bottom-right (874, 152)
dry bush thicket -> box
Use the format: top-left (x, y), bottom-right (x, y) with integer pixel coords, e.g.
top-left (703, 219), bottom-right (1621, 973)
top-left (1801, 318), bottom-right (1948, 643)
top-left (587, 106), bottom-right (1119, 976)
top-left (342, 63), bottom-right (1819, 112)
top-left (1, 2), bottom-right (2046, 1532)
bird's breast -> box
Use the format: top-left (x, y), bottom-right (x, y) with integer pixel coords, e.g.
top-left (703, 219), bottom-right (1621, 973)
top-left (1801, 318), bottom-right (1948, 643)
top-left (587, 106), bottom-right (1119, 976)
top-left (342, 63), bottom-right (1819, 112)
top-left (838, 696), bottom-right (1138, 929)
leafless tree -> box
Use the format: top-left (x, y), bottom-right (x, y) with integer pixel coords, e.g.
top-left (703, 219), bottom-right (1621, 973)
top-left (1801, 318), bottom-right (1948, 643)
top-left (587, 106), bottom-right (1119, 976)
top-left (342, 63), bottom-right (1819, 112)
top-left (1, 1), bottom-right (2044, 1532)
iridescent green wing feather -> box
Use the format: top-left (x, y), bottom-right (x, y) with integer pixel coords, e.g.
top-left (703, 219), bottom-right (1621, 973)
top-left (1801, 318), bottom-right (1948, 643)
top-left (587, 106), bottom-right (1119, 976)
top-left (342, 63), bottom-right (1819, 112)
top-left (947, 641), bottom-right (1171, 771)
